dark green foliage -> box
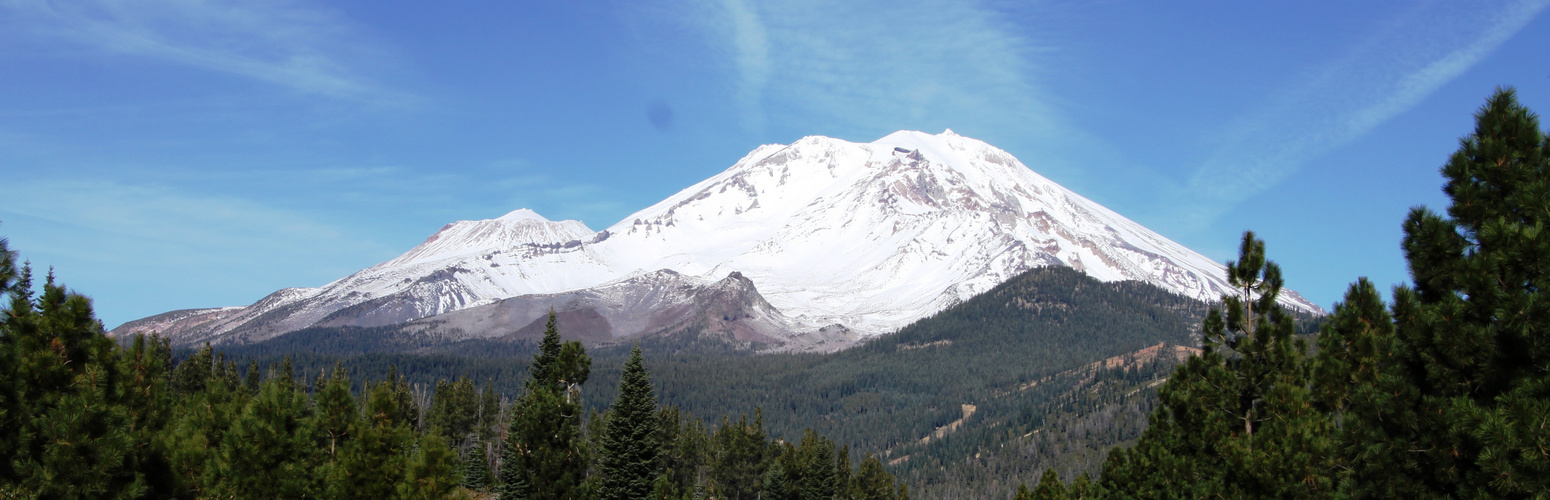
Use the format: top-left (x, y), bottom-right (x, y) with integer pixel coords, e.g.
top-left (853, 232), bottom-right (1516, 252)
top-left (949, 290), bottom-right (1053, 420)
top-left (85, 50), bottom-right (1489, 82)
top-left (600, 345), bottom-right (661, 500)
top-left (426, 375), bottom-right (479, 448)
top-left (0, 235), bottom-right (476, 498)
top-left (711, 412), bottom-right (769, 500)
top-left (0, 254), bottom-right (148, 498)
top-left (462, 438), bottom-right (491, 492)
top-left (1068, 473), bottom-right (1096, 499)
top-left (197, 263), bottom-right (1216, 498)
top-left (314, 364), bottom-right (356, 463)
top-left (1097, 88), bottom-right (1550, 499)
top-left (244, 360), bottom-right (260, 395)
top-left (1101, 232), bottom-right (1333, 498)
top-left (854, 453), bottom-right (897, 500)
top-left (210, 375), bottom-right (320, 497)
top-left (400, 431), bottom-right (460, 499)
top-left (1032, 469), bottom-right (1067, 500)
top-left (501, 309), bottom-right (593, 499)
top-left (479, 380), bottom-right (502, 445)
top-left (1335, 87), bottom-right (1550, 497)
top-left (172, 344), bottom-right (213, 395)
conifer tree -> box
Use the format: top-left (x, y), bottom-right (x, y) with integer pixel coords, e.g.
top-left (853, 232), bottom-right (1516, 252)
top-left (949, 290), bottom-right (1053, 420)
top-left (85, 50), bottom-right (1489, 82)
top-left (328, 378), bottom-right (414, 499)
top-left (1101, 232), bottom-right (1333, 498)
top-left (852, 453), bottom-right (895, 500)
top-left (210, 373), bottom-right (319, 498)
top-left (161, 348), bottom-right (247, 497)
top-left (600, 345), bottom-right (662, 500)
top-left (120, 333), bottom-right (176, 496)
top-left (314, 364), bottom-right (356, 460)
top-left (5, 266), bottom-right (144, 497)
top-left (172, 343), bottom-right (213, 395)
top-left (1067, 472), bottom-right (1097, 499)
top-left (1032, 468), bottom-right (1067, 500)
top-left (462, 438), bottom-right (492, 492)
top-left (0, 238), bottom-right (20, 486)
top-left (761, 461), bottom-right (796, 500)
top-left (835, 444), bottom-right (853, 500)
top-left (428, 375), bottom-right (479, 448)
top-left (711, 411), bottom-right (769, 500)
top-left (480, 379), bottom-right (501, 444)
top-left (400, 431), bottom-right (460, 499)
top-left (797, 430), bottom-right (838, 500)
top-left (1336, 86), bottom-right (1550, 497)
top-left (244, 360), bottom-right (261, 395)
top-left (500, 309), bottom-right (591, 499)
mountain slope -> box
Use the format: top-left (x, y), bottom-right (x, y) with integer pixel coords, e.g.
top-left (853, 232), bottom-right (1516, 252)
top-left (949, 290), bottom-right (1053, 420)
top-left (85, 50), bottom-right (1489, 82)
top-left (114, 130), bottom-right (1321, 347)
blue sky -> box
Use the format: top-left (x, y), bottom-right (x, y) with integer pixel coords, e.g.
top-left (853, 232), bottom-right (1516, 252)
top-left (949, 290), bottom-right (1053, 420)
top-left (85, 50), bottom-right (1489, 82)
top-left (1, 0), bottom-right (1547, 329)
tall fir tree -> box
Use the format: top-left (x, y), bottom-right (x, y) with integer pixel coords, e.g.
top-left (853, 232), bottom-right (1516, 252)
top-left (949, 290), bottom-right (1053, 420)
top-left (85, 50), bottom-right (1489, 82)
top-left (462, 437), bottom-right (492, 492)
top-left (313, 364), bottom-right (356, 462)
top-left (711, 411), bottom-right (769, 500)
top-left (500, 309), bottom-right (592, 500)
top-left (600, 345), bottom-right (662, 500)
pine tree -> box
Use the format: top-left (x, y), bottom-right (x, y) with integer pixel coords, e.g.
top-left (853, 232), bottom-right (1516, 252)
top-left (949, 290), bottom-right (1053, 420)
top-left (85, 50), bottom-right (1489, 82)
top-left (428, 375), bottom-right (480, 448)
top-left (711, 411), bottom-right (769, 500)
top-left (161, 350), bottom-right (248, 497)
top-left (852, 453), bottom-right (895, 500)
top-left (314, 364), bottom-right (356, 461)
top-left (600, 345), bottom-right (662, 500)
top-left (171, 343), bottom-right (213, 395)
top-left (462, 438), bottom-right (492, 492)
top-left (480, 379), bottom-right (501, 444)
top-left (1101, 232), bottom-right (1334, 498)
top-left (400, 430), bottom-right (460, 499)
top-left (1336, 87), bottom-right (1550, 497)
top-left (120, 333), bottom-right (177, 496)
top-left (4, 266), bottom-right (145, 497)
top-left (500, 308), bottom-right (591, 500)
top-left (0, 238), bottom-right (20, 486)
top-left (1031, 468), bottom-right (1067, 500)
top-left (244, 360), bottom-right (261, 395)
top-left (328, 378), bottom-right (414, 499)
top-left (1067, 472), bottom-right (1097, 499)
top-left (210, 373), bottom-right (320, 498)
top-left (796, 430), bottom-right (838, 500)
top-left (761, 461), bottom-right (796, 500)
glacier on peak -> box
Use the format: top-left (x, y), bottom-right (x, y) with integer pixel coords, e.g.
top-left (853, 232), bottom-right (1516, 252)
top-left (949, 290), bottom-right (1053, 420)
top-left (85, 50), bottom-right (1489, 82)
top-left (115, 129), bottom-right (1324, 348)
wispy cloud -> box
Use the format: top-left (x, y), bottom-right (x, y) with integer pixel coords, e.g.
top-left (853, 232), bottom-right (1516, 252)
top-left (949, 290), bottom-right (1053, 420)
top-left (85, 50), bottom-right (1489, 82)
top-left (0, 0), bottom-right (399, 101)
top-left (0, 178), bottom-right (372, 259)
top-left (645, 0), bottom-right (1065, 141)
top-left (1172, 0), bottom-right (1550, 231)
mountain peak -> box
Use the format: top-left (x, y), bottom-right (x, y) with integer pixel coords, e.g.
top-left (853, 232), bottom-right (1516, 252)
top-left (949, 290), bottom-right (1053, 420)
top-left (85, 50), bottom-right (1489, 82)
top-left (117, 130), bottom-right (1322, 348)
top-left (496, 208), bottom-right (551, 223)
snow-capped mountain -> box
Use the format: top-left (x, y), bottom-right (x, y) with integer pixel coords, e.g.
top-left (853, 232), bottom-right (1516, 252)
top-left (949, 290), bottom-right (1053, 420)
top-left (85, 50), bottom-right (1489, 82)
top-left (114, 130), bottom-right (1322, 348)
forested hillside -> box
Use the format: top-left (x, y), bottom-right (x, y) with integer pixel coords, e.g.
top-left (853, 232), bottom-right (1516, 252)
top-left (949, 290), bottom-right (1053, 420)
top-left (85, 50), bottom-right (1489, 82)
top-left (198, 265), bottom-right (1224, 497)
